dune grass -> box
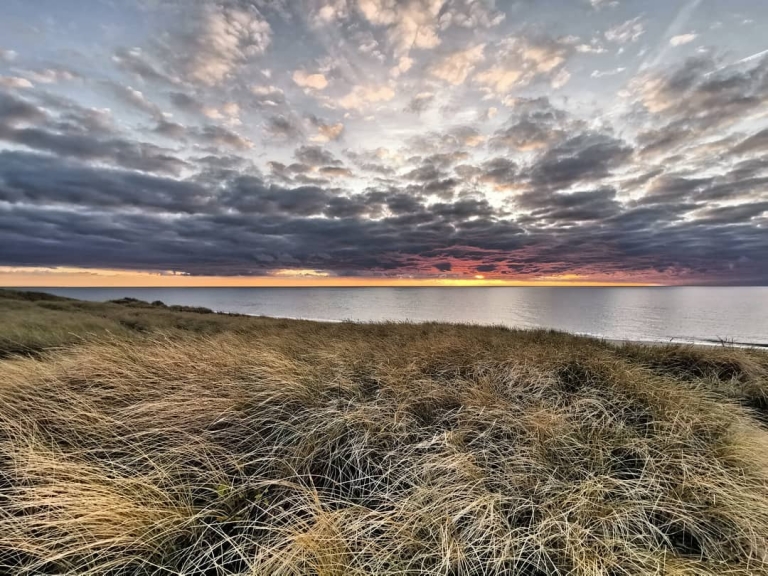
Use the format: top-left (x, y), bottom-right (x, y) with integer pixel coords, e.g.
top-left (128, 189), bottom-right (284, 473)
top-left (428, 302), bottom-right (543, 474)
top-left (1, 290), bottom-right (768, 575)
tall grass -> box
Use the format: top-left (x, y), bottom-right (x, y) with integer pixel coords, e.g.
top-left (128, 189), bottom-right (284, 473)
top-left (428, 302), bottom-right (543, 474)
top-left (1, 291), bottom-right (768, 574)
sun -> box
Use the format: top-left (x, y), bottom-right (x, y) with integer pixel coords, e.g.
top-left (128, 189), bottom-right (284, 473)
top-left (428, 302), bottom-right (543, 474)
top-left (474, 274), bottom-right (485, 280)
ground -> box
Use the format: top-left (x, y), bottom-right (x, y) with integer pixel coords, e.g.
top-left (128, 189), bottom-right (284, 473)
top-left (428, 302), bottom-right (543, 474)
top-left (1, 289), bottom-right (767, 575)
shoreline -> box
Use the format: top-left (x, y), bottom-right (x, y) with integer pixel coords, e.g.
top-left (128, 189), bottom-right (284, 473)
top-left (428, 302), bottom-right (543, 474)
top-left (9, 286), bottom-right (767, 350)
top-left (236, 311), bottom-right (768, 349)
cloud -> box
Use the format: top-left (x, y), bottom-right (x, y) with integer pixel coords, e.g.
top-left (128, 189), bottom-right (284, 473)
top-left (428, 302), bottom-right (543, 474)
top-left (590, 67), bottom-right (626, 78)
top-left (319, 166), bottom-right (353, 178)
top-left (265, 115), bottom-right (303, 140)
top-left (428, 44), bottom-right (485, 85)
top-left (20, 68), bottom-right (79, 84)
top-left (475, 67), bottom-right (523, 93)
top-left (0, 49), bottom-right (17, 62)
top-left (529, 131), bottom-right (633, 188)
top-left (338, 84), bottom-right (395, 110)
top-left (551, 68), bottom-right (571, 89)
top-left (490, 97), bottom-right (571, 150)
top-left (166, 3), bottom-right (272, 86)
top-left (3, 145), bottom-right (768, 282)
top-left (292, 70), bottom-right (329, 90)
top-left (478, 157), bottom-right (517, 189)
top-left (250, 84), bottom-right (286, 106)
top-left (633, 55), bottom-right (768, 152)
top-left (307, 115), bottom-right (345, 142)
top-left (0, 125), bottom-right (188, 175)
top-left (193, 125), bottom-right (253, 150)
top-left (605, 16), bottom-right (645, 43)
top-left (389, 55), bottom-right (413, 78)
top-left (0, 92), bottom-right (47, 126)
top-left (106, 82), bottom-right (162, 117)
top-left (474, 36), bottom-right (571, 95)
top-left (0, 91), bottom-right (186, 175)
top-left (295, 144), bottom-right (342, 166)
top-left (113, 48), bottom-right (176, 84)
top-left (670, 33), bottom-right (697, 46)
top-left (438, 0), bottom-right (506, 29)
top-left (405, 92), bottom-right (435, 114)
top-left (356, 0), bottom-right (443, 55)
top-left (312, 0), bottom-right (351, 24)
top-left (730, 128), bottom-right (768, 156)
top-left (169, 91), bottom-right (204, 114)
top-left (590, 0), bottom-right (619, 9)
top-left (153, 119), bottom-right (187, 139)
top-left (516, 187), bottom-right (622, 223)
top-left (0, 150), bottom-right (205, 212)
top-left (202, 102), bottom-right (241, 124)
top-left (0, 76), bottom-right (33, 89)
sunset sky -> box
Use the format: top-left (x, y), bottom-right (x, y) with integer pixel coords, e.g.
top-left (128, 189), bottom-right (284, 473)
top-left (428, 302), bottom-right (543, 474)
top-left (0, 0), bottom-right (767, 286)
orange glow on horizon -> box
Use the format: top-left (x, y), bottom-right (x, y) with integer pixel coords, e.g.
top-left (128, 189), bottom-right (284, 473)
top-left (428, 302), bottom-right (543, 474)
top-left (0, 267), bottom-right (661, 288)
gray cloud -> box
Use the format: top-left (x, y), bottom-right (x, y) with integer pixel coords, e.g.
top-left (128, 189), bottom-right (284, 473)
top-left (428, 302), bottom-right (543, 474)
top-left (530, 132), bottom-right (632, 188)
top-left (295, 144), bottom-right (341, 166)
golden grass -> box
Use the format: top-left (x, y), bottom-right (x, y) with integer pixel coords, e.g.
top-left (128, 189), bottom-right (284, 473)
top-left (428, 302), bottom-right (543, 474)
top-left (1, 290), bottom-right (768, 574)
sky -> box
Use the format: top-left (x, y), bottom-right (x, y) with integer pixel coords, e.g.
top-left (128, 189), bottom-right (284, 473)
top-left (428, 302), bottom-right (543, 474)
top-left (0, 0), bottom-right (767, 286)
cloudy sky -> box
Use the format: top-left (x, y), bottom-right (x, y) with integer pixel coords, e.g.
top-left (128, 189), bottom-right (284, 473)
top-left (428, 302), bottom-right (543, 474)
top-left (0, 0), bottom-right (767, 286)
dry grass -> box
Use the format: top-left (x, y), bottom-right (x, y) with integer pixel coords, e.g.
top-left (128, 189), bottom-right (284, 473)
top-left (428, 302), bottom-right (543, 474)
top-left (1, 290), bottom-right (768, 575)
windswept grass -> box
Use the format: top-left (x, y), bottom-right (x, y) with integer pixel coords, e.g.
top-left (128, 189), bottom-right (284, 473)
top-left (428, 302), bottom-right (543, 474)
top-left (1, 290), bottom-right (768, 575)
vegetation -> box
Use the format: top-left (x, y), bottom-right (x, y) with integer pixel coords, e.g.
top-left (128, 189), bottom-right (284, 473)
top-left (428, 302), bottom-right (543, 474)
top-left (1, 289), bottom-right (768, 575)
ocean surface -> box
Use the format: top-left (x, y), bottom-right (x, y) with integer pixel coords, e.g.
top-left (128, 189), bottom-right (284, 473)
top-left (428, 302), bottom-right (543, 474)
top-left (21, 286), bottom-right (768, 346)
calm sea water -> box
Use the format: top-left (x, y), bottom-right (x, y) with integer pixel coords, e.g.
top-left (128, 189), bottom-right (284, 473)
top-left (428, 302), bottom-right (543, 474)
top-left (20, 287), bottom-right (768, 346)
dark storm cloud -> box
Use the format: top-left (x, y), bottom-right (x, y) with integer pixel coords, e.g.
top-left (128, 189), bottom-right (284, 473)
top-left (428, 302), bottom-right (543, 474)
top-left (0, 151), bottom-right (206, 212)
top-left (294, 145), bottom-right (341, 166)
top-left (265, 115), bottom-right (303, 140)
top-left (403, 163), bottom-right (443, 182)
top-left (319, 166), bottom-right (353, 178)
top-left (478, 157), bottom-right (517, 188)
top-left (169, 91), bottom-right (204, 114)
top-left (516, 187), bottom-right (622, 224)
top-left (694, 202), bottom-right (768, 224)
top-left (529, 132), bottom-right (633, 188)
top-left (219, 176), bottom-right (331, 215)
top-left (635, 55), bottom-right (768, 156)
top-left (0, 91), bottom-right (47, 125)
top-left (420, 177), bottom-right (459, 198)
top-left (730, 128), bottom-right (768, 156)
top-left (407, 126), bottom-right (482, 154)
top-left (344, 150), bottom-right (396, 176)
top-left (0, 124), bottom-right (188, 175)
top-left (193, 125), bottom-right (252, 150)
top-left (490, 97), bottom-right (573, 151)
top-left (30, 93), bottom-right (117, 136)
top-left (0, 90), bottom-right (187, 175)
top-left (405, 93), bottom-right (435, 114)
top-left (153, 119), bottom-right (187, 139)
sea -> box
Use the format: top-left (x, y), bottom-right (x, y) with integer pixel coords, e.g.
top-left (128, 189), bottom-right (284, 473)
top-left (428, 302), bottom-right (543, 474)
top-left (20, 286), bottom-right (768, 347)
